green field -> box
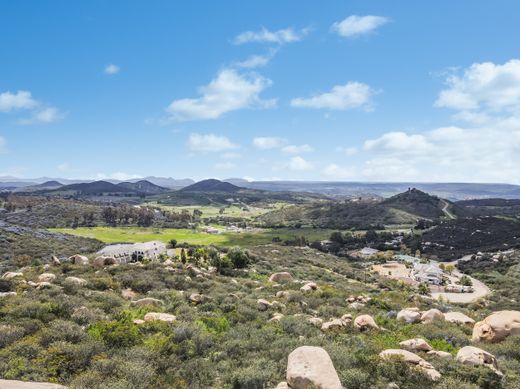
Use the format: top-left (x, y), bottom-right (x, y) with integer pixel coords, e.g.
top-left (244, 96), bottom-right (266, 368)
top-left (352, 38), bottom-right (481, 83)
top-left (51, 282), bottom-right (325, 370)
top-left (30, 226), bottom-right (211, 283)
top-left (146, 202), bottom-right (285, 220)
top-left (51, 226), bottom-right (335, 247)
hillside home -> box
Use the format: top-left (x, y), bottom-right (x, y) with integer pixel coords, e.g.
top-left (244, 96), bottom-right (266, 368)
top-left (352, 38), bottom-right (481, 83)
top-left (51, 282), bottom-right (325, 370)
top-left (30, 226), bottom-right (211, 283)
top-left (412, 263), bottom-right (443, 285)
top-left (97, 241), bottom-right (167, 263)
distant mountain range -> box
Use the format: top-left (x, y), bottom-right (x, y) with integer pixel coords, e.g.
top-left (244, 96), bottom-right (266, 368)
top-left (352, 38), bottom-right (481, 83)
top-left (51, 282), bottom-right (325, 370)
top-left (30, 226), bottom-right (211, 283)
top-left (3, 175), bottom-right (520, 200)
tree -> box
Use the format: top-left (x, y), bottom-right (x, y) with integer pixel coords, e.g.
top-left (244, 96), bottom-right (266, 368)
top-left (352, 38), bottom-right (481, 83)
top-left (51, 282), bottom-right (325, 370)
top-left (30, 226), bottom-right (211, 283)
top-left (330, 231), bottom-right (344, 244)
top-left (169, 239), bottom-right (177, 248)
top-left (227, 247), bottom-right (250, 269)
top-left (445, 264), bottom-right (455, 275)
top-left (180, 248), bottom-right (187, 264)
top-left (418, 282), bottom-right (430, 295)
top-left (460, 275), bottom-right (473, 287)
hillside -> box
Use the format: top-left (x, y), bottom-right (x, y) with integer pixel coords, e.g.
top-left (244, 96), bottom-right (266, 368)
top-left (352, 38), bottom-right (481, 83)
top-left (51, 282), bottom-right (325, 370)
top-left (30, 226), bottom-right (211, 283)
top-left (116, 180), bottom-right (169, 194)
top-left (456, 198), bottom-right (520, 218)
top-left (257, 189), bottom-right (456, 229)
top-left (181, 179), bottom-right (241, 193)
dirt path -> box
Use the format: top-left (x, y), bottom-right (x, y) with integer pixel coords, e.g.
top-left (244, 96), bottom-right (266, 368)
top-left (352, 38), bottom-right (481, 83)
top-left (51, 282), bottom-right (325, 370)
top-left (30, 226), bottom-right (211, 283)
top-left (440, 199), bottom-right (456, 220)
top-left (431, 257), bottom-right (491, 303)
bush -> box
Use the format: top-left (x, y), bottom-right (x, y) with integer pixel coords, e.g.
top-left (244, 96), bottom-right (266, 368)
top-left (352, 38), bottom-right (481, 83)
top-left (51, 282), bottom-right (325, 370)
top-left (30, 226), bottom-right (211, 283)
top-left (87, 318), bottom-right (142, 348)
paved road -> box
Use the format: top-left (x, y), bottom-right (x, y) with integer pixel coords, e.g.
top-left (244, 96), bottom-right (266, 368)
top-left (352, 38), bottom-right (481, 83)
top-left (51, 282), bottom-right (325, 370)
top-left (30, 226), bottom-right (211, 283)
top-left (440, 199), bottom-right (456, 220)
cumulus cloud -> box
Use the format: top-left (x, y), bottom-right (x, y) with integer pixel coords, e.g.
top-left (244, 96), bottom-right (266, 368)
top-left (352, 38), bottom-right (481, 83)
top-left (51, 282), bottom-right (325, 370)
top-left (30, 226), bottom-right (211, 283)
top-left (281, 144), bottom-right (314, 154)
top-left (188, 133), bottom-right (239, 152)
top-left (104, 64), bottom-right (120, 75)
top-left (435, 59), bottom-right (520, 117)
top-left (235, 53), bottom-right (273, 69)
top-left (167, 69), bottom-right (275, 121)
top-left (336, 146), bottom-right (358, 156)
top-left (233, 27), bottom-right (307, 45)
top-left (291, 82), bottom-right (377, 111)
top-left (331, 15), bottom-right (388, 38)
top-left (253, 136), bottom-right (287, 149)
top-left (18, 107), bottom-right (62, 125)
top-left (0, 91), bottom-right (38, 112)
top-left (0, 90), bottom-right (62, 124)
top-left (288, 156), bottom-right (313, 171)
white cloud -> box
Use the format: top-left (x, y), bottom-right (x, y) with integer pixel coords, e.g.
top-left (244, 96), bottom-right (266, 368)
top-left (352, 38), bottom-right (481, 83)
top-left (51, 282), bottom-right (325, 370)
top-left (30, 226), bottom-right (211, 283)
top-left (233, 27), bottom-right (307, 45)
top-left (364, 131), bottom-right (434, 156)
top-left (104, 64), bottom-right (120, 75)
top-left (188, 133), bottom-right (239, 152)
top-left (323, 163), bottom-right (355, 179)
top-left (0, 91), bottom-right (38, 112)
top-left (331, 15), bottom-right (388, 38)
top-left (253, 136), bottom-right (287, 149)
top-left (235, 54), bottom-right (271, 69)
top-left (18, 107), bottom-right (62, 125)
top-left (436, 59), bottom-right (520, 115)
top-left (288, 156), bottom-right (313, 171)
top-left (291, 82), bottom-right (377, 111)
top-left (281, 144), bottom-right (314, 154)
top-left (167, 69), bottom-right (275, 121)
top-left (214, 161), bottom-right (236, 170)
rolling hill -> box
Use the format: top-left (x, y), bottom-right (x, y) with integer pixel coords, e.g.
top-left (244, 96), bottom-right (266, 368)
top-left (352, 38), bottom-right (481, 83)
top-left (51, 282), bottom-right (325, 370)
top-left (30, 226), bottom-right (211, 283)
top-left (181, 179), bottom-right (241, 193)
top-left (116, 180), bottom-right (169, 194)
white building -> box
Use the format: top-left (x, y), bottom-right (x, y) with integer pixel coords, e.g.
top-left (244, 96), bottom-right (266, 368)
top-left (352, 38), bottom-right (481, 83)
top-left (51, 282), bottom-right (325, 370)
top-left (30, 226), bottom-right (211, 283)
top-left (97, 241), bottom-right (167, 263)
top-left (412, 263), bottom-right (443, 285)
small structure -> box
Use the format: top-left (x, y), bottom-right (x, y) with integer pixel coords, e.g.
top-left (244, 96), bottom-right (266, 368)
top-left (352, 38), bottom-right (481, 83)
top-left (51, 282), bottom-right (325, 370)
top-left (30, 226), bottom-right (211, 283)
top-left (412, 263), bottom-right (443, 285)
top-left (97, 241), bottom-right (167, 263)
top-left (394, 254), bottom-right (421, 264)
top-left (354, 247), bottom-right (380, 258)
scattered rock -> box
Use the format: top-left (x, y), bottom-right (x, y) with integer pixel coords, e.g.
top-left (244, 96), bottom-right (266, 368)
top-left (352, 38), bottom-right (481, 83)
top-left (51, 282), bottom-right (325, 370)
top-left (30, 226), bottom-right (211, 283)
top-left (144, 312), bottom-right (176, 323)
top-left (2, 272), bottom-right (23, 280)
top-left (38, 273), bottom-right (56, 283)
top-left (121, 288), bottom-right (136, 300)
top-left (397, 309), bottom-right (421, 324)
top-left (133, 319), bottom-right (145, 325)
top-left (269, 313), bottom-right (284, 322)
top-left (444, 311), bottom-right (475, 326)
top-left (399, 338), bottom-right (433, 352)
top-left (269, 272), bottom-right (293, 283)
top-left (274, 382), bottom-right (289, 389)
top-left (348, 302), bottom-right (365, 310)
top-left (257, 298), bottom-right (272, 311)
top-left (300, 282), bottom-right (318, 292)
top-left (276, 290), bottom-right (290, 299)
top-left (36, 282), bottom-right (53, 289)
top-left (456, 346), bottom-right (502, 375)
top-left (307, 317), bottom-right (323, 327)
top-left (420, 309), bottom-right (444, 323)
top-left (354, 314), bottom-right (379, 331)
top-left (69, 254), bottom-right (89, 266)
top-left (321, 318), bottom-right (346, 331)
top-left (286, 346), bottom-right (342, 389)
top-left (341, 313), bottom-right (353, 324)
top-left (472, 310), bottom-right (520, 342)
top-left (93, 255), bottom-right (118, 268)
top-left (380, 349), bottom-right (441, 381)
top-left (51, 256), bottom-right (61, 266)
top-left (132, 298), bottom-right (163, 306)
top-left (189, 293), bottom-right (204, 304)
top-left (0, 292), bottom-right (17, 298)
top-left (427, 350), bottom-right (452, 359)
top-left (64, 276), bottom-right (87, 286)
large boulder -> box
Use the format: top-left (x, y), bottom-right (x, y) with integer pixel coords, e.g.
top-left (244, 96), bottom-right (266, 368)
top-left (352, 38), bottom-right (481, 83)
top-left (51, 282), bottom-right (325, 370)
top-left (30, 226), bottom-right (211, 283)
top-left (444, 311), bottom-right (475, 326)
top-left (257, 298), bottom-right (273, 311)
top-left (321, 318), bottom-right (346, 332)
top-left (121, 288), bottom-right (137, 300)
top-left (269, 272), bottom-right (293, 283)
top-left (2, 272), bottom-right (23, 280)
top-left (472, 310), bottom-right (520, 342)
top-left (69, 254), bottom-right (89, 266)
top-left (399, 338), bottom-right (433, 352)
top-left (64, 276), bottom-right (87, 286)
top-left (397, 309), bottom-right (421, 324)
top-left (300, 282), bottom-right (318, 292)
top-left (93, 255), bottom-right (118, 268)
top-left (420, 309), bottom-right (445, 323)
top-left (380, 349), bottom-right (441, 381)
top-left (286, 346), bottom-right (342, 389)
top-left (38, 273), bottom-right (56, 283)
top-left (427, 350), bottom-right (452, 359)
top-left (131, 298), bottom-right (163, 307)
top-left (456, 346), bottom-right (502, 375)
top-left (143, 312), bottom-right (176, 323)
top-left (354, 314), bottom-right (379, 331)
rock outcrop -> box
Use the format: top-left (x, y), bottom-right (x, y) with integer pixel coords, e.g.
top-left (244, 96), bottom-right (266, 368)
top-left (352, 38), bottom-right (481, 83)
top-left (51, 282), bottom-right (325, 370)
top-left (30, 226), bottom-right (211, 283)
top-left (472, 310), bottom-right (520, 342)
top-left (456, 346), bottom-right (502, 375)
top-left (143, 312), bottom-right (176, 322)
top-left (380, 349), bottom-right (441, 381)
top-left (420, 309), bottom-right (444, 323)
top-left (397, 309), bottom-right (421, 324)
top-left (354, 314), bottom-right (379, 331)
top-left (69, 254), bottom-right (89, 266)
top-left (444, 311), bottom-right (475, 326)
top-left (269, 272), bottom-right (293, 283)
top-left (286, 346), bottom-right (342, 389)
top-left (399, 338), bottom-right (433, 352)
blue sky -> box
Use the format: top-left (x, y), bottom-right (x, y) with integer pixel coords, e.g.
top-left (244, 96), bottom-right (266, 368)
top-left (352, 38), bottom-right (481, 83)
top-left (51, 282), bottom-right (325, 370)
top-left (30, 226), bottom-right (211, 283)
top-left (1, 1), bottom-right (520, 183)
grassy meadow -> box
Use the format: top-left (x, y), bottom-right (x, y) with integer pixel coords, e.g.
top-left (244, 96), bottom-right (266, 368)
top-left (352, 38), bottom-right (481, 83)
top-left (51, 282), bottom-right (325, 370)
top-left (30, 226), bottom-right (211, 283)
top-left (51, 226), bottom-right (335, 247)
